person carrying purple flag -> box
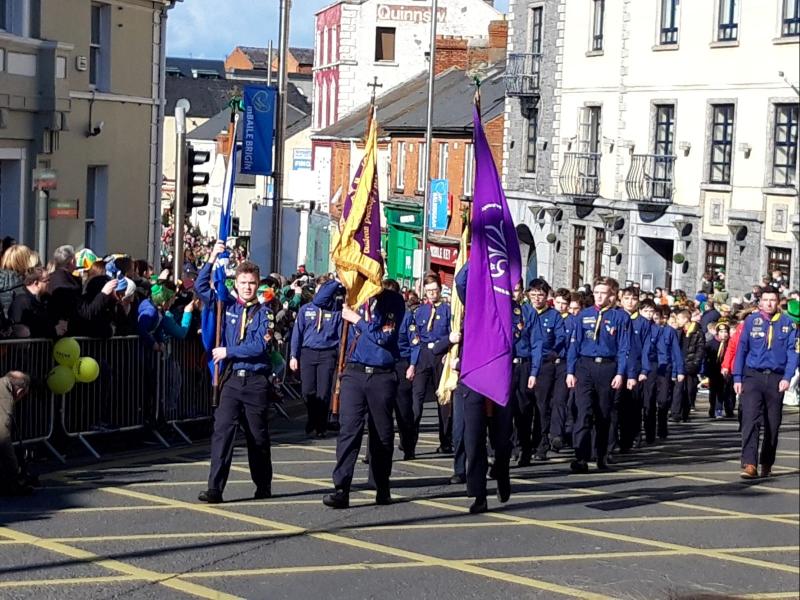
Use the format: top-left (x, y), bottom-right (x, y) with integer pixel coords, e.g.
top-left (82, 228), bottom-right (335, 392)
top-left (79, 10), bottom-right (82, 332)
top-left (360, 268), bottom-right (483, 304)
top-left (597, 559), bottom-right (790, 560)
top-left (453, 98), bottom-right (521, 514)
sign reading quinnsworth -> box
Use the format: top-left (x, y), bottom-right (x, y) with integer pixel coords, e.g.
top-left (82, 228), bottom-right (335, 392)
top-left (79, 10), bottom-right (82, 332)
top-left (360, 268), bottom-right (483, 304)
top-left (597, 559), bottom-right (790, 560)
top-left (241, 85), bottom-right (276, 176)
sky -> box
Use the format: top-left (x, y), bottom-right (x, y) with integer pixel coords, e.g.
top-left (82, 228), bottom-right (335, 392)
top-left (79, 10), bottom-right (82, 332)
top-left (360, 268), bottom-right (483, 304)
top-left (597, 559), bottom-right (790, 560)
top-left (167, 0), bottom-right (510, 59)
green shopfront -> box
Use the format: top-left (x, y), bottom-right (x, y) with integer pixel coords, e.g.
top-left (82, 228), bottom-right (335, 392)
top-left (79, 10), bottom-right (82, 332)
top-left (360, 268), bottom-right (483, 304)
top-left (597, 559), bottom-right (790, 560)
top-left (384, 199), bottom-right (422, 289)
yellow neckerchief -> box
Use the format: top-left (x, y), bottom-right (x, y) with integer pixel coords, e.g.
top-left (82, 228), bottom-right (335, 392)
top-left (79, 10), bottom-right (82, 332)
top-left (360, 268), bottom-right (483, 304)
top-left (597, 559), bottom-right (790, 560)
top-left (536, 306), bottom-right (548, 315)
top-left (630, 311), bottom-right (639, 320)
top-left (316, 309), bottom-right (324, 332)
top-left (238, 299), bottom-right (259, 342)
top-left (717, 338), bottom-right (726, 360)
top-left (766, 311), bottom-right (781, 349)
top-left (594, 305), bottom-right (609, 339)
top-left (426, 301), bottom-right (440, 332)
top-left (685, 322), bottom-right (697, 336)
top-left (561, 312), bottom-right (569, 319)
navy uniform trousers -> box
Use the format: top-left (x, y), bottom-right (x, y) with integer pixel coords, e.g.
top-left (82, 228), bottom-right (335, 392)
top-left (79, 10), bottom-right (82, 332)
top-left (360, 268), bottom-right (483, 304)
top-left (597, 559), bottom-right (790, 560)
top-left (332, 367), bottom-right (397, 494)
top-left (412, 348), bottom-right (452, 450)
top-left (547, 360), bottom-right (570, 444)
top-left (740, 368), bottom-right (785, 468)
top-left (671, 374), bottom-right (697, 421)
top-left (574, 357), bottom-right (617, 463)
top-left (208, 372), bottom-right (273, 494)
top-left (300, 347), bottom-right (338, 435)
top-left (511, 358), bottom-right (534, 460)
top-left (452, 386), bottom-right (466, 479)
top-left (394, 359), bottom-right (416, 454)
top-left (533, 357), bottom-right (559, 455)
top-left (458, 382), bottom-right (514, 499)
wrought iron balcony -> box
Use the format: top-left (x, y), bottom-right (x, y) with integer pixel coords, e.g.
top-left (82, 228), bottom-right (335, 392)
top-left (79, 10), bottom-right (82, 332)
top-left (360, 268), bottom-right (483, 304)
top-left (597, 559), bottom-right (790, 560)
top-left (559, 152), bottom-right (601, 198)
top-left (625, 154), bottom-right (676, 204)
top-left (504, 53), bottom-right (541, 97)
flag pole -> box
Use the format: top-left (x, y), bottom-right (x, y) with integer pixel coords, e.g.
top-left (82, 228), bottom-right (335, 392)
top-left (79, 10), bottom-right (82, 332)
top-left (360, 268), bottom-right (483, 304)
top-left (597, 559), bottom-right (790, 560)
top-left (420, 0), bottom-right (439, 278)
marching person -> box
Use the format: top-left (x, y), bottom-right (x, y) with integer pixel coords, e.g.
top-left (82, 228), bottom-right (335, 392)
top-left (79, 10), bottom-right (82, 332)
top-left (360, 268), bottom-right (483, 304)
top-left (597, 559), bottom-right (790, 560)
top-left (527, 279), bottom-right (566, 463)
top-left (671, 309), bottom-right (705, 422)
top-left (196, 240), bottom-right (275, 504)
top-left (289, 278), bottom-right (344, 438)
top-left (618, 286), bottom-right (650, 452)
top-left (323, 287), bottom-right (406, 508)
top-left (645, 305), bottom-right (685, 441)
top-left (566, 277), bottom-right (631, 473)
top-left (733, 286), bottom-right (798, 479)
top-left (546, 289), bottom-right (576, 452)
top-left (385, 279), bottom-right (416, 460)
top-left (509, 280), bottom-right (536, 466)
top-left (407, 273), bottom-right (453, 454)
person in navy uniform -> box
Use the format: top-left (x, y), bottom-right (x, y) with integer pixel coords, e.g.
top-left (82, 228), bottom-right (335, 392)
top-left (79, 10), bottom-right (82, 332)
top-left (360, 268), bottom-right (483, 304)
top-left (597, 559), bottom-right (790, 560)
top-left (705, 322), bottom-right (734, 419)
top-left (733, 286), bottom-right (798, 479)
top-left (407, 273), bottom-right (453, 454)
top-left (509, 280), bottom-right (536, 466)
top-left (642, 305), bottom-right (685, 441)
top-left (618, 286), bottom-right (650, 452)
top-left (323, 287), bottom-right (406, 508)
top-left (289, 278), bottom-right (344, 438)
top-left (527, 280), bottom-right (566, 463)
top-left (566, 277), bottom-right (631, 473)
top-left (385, 279), bottom-right (416, 460)
top-left (549, 291), bottom-right (581, 450)
top-left (196, 241), bottom-right (275, 504)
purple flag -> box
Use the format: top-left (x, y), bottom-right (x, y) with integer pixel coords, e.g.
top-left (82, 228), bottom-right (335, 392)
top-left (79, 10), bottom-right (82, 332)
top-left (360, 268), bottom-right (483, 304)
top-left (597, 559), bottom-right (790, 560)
top-left (461, 105), bottom-right (522, 406)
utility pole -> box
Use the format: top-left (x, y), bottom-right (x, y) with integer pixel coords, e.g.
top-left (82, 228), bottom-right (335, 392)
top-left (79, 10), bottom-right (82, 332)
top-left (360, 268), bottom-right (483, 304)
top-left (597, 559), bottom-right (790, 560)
top-left (420, 0), bottom-right (439, 275)
top-left (270, 0), bottom-right (291, 273)
top-left (173, 103), bottom-right (187, 283)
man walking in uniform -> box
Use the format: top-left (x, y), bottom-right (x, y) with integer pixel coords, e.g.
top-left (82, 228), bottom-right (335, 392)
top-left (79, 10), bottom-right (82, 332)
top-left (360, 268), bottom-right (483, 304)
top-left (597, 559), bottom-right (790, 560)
top-left (510, 281), bottom-right (536, 466)
top-left (197, 241), bottom-right (275, 504)
top-left (385, 279), bottom-right (416, 460)
top-left (733, 286), bottom-right (798, 479)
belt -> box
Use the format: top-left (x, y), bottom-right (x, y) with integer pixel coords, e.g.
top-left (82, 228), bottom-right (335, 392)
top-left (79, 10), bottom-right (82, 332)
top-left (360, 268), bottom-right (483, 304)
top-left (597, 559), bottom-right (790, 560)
top-left (347, 363), bottom-right (394, 375)
top-left (581, 356), bottom-right (615, 364)
top-left (544, 355), bottom-right (562, 364)
top-left (234, 369), bottom-right (267, 378)
top-left (513, 357), bottom-right (529, 364)
top-left (746, 367), bottom-right (783, 376)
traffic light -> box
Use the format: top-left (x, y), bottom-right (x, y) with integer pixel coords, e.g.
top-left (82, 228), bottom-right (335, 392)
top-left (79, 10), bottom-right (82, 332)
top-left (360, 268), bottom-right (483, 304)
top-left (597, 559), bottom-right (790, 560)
top-left (231, 217), bottom-right (240, 237)
top-left (186, 146), bottom-right (210, 211)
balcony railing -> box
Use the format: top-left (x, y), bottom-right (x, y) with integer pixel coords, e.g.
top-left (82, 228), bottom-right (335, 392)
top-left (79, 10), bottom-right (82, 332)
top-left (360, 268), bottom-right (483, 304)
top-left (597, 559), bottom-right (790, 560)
top-left (625, 154), bottom-right (676, 204)
top-left (559, 152), bottom-right (601, 198)
top-left (505, 53), bottom-right (542, 97)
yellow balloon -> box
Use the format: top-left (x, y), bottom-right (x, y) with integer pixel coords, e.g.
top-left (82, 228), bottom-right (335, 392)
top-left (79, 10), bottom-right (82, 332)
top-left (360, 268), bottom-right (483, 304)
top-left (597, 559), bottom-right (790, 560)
top-left (73, 357), bottom-right (100, 383)
top-left (47, 365), bottom-right (76, 395)
top-left (53, 337), bottom-right (80, 368)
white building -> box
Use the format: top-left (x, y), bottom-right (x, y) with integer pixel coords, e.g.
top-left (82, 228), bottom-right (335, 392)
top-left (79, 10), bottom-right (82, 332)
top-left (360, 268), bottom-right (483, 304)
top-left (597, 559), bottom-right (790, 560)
top-left (312, 0), bottom-right (501, 130)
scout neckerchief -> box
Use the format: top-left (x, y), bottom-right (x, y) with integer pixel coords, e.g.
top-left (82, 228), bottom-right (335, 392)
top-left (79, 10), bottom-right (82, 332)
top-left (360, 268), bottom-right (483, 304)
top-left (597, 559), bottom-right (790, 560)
top-left (594, 305), bottom-right (609, 339)
top-left (765, 311), bottom-right (781, 349)
top-left (426, 301), bottom-right (439, 332)
top-left (316, 309), bottom-right (324, 332)
top-left (717, 338), bottom-right (726, 360)
top-left (237, 298), bottom-right (260, 343)
top-left (630, 311), bottom-right (639, 320)
top-left (685, 322), bottom-right (697, 336)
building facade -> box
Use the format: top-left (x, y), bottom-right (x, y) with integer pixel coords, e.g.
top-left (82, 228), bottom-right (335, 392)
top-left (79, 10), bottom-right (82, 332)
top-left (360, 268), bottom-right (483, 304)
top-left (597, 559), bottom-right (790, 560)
top-left (0, 0), bottom-right (173, 261)
top-left (505, 0), bottom-right (799, 295)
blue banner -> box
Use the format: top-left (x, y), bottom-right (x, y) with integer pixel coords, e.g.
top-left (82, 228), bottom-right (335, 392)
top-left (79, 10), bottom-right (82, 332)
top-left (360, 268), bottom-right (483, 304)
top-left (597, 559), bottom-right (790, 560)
top-left (429, 178), bottom-right (449, 230)
top-left (241, 85), bottom-right (276, 176)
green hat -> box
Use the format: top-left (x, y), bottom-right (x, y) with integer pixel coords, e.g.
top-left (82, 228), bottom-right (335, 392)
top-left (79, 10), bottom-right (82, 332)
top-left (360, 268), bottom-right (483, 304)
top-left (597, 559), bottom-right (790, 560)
top-left (151, 283), bottom-right (175, 306)
top-left (786, 299), bottom-right (800, 323)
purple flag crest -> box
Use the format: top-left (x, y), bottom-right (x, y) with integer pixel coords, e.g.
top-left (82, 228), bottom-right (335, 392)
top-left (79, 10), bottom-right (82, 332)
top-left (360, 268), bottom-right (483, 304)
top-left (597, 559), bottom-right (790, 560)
top-left (341, 151), bottom-right (384, 268)
top-left (460, 105), bottom-right (522, 406)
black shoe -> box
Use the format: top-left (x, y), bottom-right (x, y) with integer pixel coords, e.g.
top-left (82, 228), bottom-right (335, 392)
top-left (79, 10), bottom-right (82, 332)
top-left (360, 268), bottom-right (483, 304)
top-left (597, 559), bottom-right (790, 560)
top-left (517, 455), bottom-right (532, 468)
top-left (376, 490), bottom-right (392, 505)
top-left (469, 497), bottom-right (488, 514)
top-left (437, 445), bottom-right (454, 455)
top-left (496, 477), bottom-right (511, 504)
top-left (570, 460), bottom-right (589, 474)
top-left (403, 451), bottom-right (416, 461)
top-left (550, 436), bottom-right (563, 452)
top-left (449, 474), bottom-right (466, 485)
top-left (596, 457), bottom-right (610, 471)
top-left (198, 490), bottom-right (223, 504)
top-left (533, 451), bottom-right (548, 462)
top-left (323, 489), bottom-right (350, 509)
top-left (254, 487), bottom-right (272, 500)
top-left (362, 455), bottom-right (370, 464)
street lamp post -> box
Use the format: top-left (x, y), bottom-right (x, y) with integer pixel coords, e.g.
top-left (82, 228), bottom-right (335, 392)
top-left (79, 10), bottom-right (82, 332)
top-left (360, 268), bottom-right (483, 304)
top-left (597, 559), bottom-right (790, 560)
top-left (420, 0), bottom-right (439, 276)
top-left (270, 0), bottom-right (291, 273)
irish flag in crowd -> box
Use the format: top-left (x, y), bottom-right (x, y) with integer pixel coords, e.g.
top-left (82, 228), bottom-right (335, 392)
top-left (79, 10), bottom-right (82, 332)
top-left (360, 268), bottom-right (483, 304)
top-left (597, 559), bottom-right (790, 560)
top-left (460, 102), bottom-right (522, 406)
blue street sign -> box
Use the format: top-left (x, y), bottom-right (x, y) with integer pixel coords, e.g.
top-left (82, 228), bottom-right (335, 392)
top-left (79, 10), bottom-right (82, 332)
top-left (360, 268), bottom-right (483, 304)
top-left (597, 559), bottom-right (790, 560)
top-left (429, 178), bottom-right (448, 230)
top-left (241, 85), bottom-right (276, 176)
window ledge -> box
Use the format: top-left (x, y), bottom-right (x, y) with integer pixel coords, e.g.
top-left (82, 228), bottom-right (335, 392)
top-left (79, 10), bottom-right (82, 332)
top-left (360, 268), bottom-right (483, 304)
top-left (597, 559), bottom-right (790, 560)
top-left (652, 43), bottom-right (679, 52)
top-left (413, 190), bottom-right (424, 197)
top-left (762, 186), bottom-right (799, 197)
top-left (519, 173), bottom-right (538, 179)
top-left (710, 40), bottom-right (739, 48)
top-left (700, 183), bottom-right (732, 192)
top-left (459, 194), bottom-right (473, 201)
top-left (373, 61), bottom-right (399, 67)
top-left (772, 36), bottom-right (799, 45)
top-left (585, 49), bottom-right (604, 57)
top-left (392, 188), bottom-right (405, 194)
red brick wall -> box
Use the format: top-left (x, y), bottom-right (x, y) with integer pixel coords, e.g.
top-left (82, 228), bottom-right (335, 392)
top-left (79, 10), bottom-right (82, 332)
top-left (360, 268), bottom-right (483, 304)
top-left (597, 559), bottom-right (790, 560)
top-left (435, 36), bottom-right (468, 75)
top-left (224, 48), bottom-right (254, 71)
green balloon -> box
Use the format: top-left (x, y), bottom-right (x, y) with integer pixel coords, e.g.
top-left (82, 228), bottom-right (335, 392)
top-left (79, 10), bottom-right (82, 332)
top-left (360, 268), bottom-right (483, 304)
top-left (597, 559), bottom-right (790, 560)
top-left (47, 365), bottom-right (76, 395)
top-left (73, 357), bottom-right (100, 383)
top-left (53, 337), bottom-right (81, 368)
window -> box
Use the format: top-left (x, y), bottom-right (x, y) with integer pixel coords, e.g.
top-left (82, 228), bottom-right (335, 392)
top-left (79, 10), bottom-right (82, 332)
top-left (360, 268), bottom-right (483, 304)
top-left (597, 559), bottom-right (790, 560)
top-left (593, 228), bottom-right (605, 280)
top-left (591, 0), bottom-right (605, 51)
top-left (659, 0), bottom-right (679, 45)
top-left (0, 0), bottom-right (6, 31)
top-left (437, 142), bottom-right (449, 180)
top-left (463, 143), bottom-right (474, 197)
top-left (395, 142), bottom-right (406, 190)
top-left (717, 0), bottom-right (738, 41)
top-left (705, 241), bottom-right (727, 278)
top-left (90, 3), bottom-right (110, 90)
top-left (768, 247), bottom-right (792, 285)
top-left (572, 225), bottom-right (587, 289)
top-left (530, 6), bottom-right (543, 54)
top-left (524, 104), bottom-right (538, 173)
top-left (654, 104), bottom-right (675, 156)
top-left (85, 166), bottom-right (108, 254)
top-left (578, 106), bottom-right (602, 154)
top-left (375, 27), bottom-right (395, 62)
top-left (1, 0), bottom-right (31, 36)
top-left (772, 104), bottom-right (798, 187)
top-left (709, 104), bottom-right (735, 184)
top-left (782, 0), bottom-right (799, 37)
top-left (417, 142), bottom-right (426, 191)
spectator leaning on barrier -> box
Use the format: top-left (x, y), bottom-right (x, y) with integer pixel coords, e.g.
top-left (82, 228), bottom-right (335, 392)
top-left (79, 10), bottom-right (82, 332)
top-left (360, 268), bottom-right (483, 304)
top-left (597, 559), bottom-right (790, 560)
top-left (8, 267), bottom-right (67, 339)
top-left (0, 244), bottom-right (40, 316)
top-left (0, 371), bottom-right (33, 497)
top-left (137, 280), bottom-right (196, 352)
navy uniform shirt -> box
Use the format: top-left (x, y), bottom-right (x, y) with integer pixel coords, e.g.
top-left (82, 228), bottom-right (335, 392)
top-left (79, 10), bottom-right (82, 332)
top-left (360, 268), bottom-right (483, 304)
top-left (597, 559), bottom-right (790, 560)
top-left (567, 305), bottom-right (631, 376)
top-left (289, 281), bottom-right (344, 358)
top-left (733, 311), bottom-right (798, 383)
top-left (529, 306), bottom-right (567, 377)
top-left (513, 301), bottom-right (536, 360)
top-left (196, 263), bottom-right (274, 373)
top-left (410, 301), bottom-right (451, 365)
top-left (644, 324), bottom-right (685, 378)
top-left (397, 309), bottom-right (415, 360)
top-left (562, 312), bottom-right (577, 357)
top-left (348, 290), bottom-right (405, 368)
top-left (626, 311), bottom-right (652, 379)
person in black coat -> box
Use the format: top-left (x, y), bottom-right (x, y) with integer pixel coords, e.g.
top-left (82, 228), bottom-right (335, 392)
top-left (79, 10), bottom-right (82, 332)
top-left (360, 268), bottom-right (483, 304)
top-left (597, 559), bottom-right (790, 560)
top-left (8, 268), bottom-right (67, 338)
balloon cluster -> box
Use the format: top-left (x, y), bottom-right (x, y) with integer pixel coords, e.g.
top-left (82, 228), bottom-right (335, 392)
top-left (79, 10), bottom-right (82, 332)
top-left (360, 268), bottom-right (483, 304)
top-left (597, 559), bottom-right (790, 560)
top-left (46, 338), bottom-right (100, 395)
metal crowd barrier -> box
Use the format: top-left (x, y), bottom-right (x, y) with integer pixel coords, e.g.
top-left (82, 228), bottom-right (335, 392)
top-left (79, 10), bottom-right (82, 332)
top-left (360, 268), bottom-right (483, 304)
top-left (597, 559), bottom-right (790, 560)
top-left (159, 336), bottom-right (213, 443)
top-left (0, 338), bottom-right (63, 462)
